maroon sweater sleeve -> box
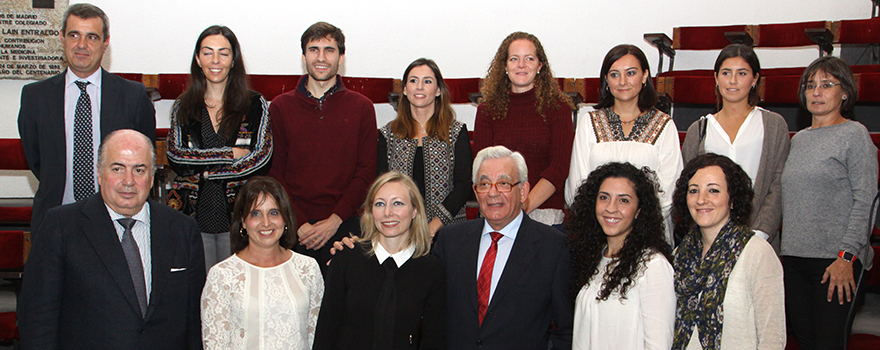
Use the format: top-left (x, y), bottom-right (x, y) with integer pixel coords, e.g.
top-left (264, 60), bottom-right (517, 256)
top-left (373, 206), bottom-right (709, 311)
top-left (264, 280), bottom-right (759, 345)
top-left (472, 104), bottom-right (494, 157)
top-left (331, 99), bottom-right (378, 220)
top-left (540, 101), bottom-right (574, 191)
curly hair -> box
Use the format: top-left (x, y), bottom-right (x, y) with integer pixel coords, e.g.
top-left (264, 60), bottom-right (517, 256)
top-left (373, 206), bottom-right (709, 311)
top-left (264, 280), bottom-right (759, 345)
top-left (567, 162), bottom-right (671, 301)
top-left (390, 58), bottom-right (456, 143)
top-left (479, 31), bottom-right (574, 122)
top-left (672, 153), bottom-right (754, 243)
top-left (594, 44), bottom-right (658, 112)
top-left (176, 25), bottom-right (253, 142)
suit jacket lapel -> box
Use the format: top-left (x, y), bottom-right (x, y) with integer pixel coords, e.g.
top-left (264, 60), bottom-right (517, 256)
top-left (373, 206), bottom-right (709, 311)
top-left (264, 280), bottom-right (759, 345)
top-left (464, 222), bottom-right (482, 313)
top-left (81, 194), bottom-right (143, 317)
top-left (99, 69), bottom-right (117, 139)
top-left (47, 73), bottom-right (66, 174)
top-left (144, 199), bottom-right (177, 321)
top-left (487, 214), bottom-right (538, 312)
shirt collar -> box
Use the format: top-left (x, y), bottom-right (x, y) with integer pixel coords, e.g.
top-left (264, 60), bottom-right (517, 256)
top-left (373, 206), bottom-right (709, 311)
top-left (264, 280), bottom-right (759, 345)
top-left (65, 67), bottom-right (103, 89)
top-left (374, 241), bottom-right (415, 267)
top-left (297, 74), bottom-right (342, 100)
top-left (105, 200), bottom-right (150, 225)
top-left (481, 210), bottom-right (524, 240)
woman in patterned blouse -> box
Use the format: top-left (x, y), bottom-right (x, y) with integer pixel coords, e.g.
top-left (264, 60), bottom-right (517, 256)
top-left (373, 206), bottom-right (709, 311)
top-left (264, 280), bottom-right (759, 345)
top-left (378, 58), bottom-right (472, 237)
top-left (565, 44), bottom-right (682, 245)
top-left (166, 25), bottom-right (272, 271)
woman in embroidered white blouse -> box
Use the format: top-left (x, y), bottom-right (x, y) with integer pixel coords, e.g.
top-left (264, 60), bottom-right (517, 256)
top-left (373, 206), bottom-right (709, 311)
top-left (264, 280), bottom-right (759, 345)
top-left (565, 44), bottom-right (682, 245)
top-left (201, 176), bottom-right (324, 350)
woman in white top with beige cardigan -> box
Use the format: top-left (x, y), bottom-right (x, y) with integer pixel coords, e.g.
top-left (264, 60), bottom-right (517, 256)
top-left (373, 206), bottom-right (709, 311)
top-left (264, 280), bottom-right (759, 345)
top-left (681, 44), bottom-right (790, 250)
top-left (671, 154), bottom-right (785, 350)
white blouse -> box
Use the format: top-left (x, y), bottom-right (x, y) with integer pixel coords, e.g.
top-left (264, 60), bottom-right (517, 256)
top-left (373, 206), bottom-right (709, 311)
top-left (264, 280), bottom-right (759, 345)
top-left (201, 252), bottom-right (324, 350)
top-left (703, 107), bottom-right (765, 184)
top-left (573, 252), bottom-right (676, 350)
top-left (566, 107), bottom-right (683, 243)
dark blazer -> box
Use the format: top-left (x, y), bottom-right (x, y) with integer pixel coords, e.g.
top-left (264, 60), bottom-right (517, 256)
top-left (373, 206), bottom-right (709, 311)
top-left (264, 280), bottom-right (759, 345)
top-left (314, 242), bottom-right (446, 350)
top-left (17, 194), bottom-right (206, 350)
top-left (432, 213), bottom-right (573, 350)
top-left (17, 68), bottom-right (156, 237)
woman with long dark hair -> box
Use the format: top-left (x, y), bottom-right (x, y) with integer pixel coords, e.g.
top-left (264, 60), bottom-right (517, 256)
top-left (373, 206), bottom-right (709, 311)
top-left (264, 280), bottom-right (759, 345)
top-left (379, 58), bottom-right (472, 237)
top-left (681, 44), bottom-right (789, 250)
top-left (166, 25), bottom-right (272, 270)
top-left (671, 154), bottom-right (784, 349)
top-left (472, 31), bottom-right (575, 227)
top-left (568, 162), bottom-right (674, 350)
top-left (565, 44), bottom-right (682, 244)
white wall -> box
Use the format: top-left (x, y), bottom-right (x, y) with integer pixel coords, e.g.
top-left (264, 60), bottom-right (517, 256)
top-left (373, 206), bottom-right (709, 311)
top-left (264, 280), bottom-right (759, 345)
top-left (0, 0), bottom-right (873, 196)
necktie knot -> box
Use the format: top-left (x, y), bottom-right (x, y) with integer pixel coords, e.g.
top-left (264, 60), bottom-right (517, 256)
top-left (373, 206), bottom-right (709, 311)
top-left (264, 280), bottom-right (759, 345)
top-left (118, 218), bottom-right (136, 231)
top-left (75, 80), bottom-right (89, 93)
top-left (490, 231), bottom-right (503, 244)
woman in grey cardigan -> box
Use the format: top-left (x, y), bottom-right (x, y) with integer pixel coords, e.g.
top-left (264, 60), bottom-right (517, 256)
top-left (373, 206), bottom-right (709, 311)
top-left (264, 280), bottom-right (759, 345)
top-left (681, 44), bottom-right (790, 250)
top-left (782, 56), bottom-right (877, 350)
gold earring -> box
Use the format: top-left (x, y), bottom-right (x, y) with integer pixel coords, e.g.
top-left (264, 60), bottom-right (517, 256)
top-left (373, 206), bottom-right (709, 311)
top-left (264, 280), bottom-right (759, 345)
top-left (239, 227), bottom-right (247, 238)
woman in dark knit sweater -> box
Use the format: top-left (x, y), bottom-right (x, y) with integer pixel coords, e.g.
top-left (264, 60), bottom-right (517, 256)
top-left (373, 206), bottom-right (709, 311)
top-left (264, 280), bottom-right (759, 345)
top-left (379, 58), bottom-right (472, 237)
top-left (314, 171), bottom-right (445, 350)
top-left (473, 31), bottom-right (575, 227)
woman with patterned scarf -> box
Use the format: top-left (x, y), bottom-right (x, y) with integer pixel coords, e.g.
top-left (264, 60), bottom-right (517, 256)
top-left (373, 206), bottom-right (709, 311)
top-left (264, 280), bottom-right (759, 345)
top-left (670, 153), bottom-right (785, 350)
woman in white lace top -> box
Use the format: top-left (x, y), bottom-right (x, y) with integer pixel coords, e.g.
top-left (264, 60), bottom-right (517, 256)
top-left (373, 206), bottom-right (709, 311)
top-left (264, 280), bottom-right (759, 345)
top-left (201, 176), bottom-right (324, 350)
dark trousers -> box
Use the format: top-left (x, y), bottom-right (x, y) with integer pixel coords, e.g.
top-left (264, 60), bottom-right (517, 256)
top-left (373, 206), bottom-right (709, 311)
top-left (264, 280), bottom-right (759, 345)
top-left (783, 256), bottom-right (865, 350)
top-left (295, 215), bottom-right (361, 276)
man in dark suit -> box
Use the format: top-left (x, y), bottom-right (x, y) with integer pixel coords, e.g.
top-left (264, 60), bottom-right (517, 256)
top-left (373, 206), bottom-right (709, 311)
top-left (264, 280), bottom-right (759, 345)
top-left (17, 3), bottom-right (156, 237)
top-left (18, 129), bottom-right (205, 350)
top-left (433, 145), bottom-right (573, 350)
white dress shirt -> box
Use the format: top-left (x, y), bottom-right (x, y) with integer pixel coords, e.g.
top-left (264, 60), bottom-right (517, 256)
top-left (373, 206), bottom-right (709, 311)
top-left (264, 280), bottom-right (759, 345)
top-left (63, 68), bottom-right (103, 205)
top-left (703, 106), bottom-right (764, 185)
top-left (477, 210), bottom-right (524, 302)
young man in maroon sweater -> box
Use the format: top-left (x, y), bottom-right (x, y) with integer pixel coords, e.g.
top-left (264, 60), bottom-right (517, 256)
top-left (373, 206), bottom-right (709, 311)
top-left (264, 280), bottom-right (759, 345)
top-left (267, 22), bottom-right (377, 272)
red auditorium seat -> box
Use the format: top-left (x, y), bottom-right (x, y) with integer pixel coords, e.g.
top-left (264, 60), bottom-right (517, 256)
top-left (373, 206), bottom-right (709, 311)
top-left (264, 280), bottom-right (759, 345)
top-left (848, 334), bottom-right (880, 350)
top-left (674, 25), bottom-right (747, 50)
top-left (833, 17), bottom-right (880, 45)
top-left (0, 312), bottom-right (17, 344)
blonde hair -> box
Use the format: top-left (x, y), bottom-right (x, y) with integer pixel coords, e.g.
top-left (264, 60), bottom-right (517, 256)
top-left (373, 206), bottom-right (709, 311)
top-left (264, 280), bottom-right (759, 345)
top-left (360, 171), bottom-right (432, 258)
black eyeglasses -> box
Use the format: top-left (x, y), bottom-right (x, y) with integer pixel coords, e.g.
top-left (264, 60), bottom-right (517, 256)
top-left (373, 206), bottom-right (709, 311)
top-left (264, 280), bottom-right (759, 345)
top-left (473, 181), bottom-right (522, 193)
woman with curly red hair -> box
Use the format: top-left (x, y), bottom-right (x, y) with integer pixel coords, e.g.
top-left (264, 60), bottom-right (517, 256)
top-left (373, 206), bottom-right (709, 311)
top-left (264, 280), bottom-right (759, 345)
top-left (472, 31), bottom-right (575, 228)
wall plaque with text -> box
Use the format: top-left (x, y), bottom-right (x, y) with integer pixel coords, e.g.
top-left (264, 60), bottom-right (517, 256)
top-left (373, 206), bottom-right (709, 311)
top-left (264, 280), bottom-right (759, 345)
top-left (0, 0), bottom-right (68, 79)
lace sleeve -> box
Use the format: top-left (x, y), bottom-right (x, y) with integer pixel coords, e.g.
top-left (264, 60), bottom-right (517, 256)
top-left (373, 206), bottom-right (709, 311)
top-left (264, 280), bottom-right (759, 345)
top-left (201, 266), bottom-right (234, 350)
top-left (305, 257), bottom-right (325, 349)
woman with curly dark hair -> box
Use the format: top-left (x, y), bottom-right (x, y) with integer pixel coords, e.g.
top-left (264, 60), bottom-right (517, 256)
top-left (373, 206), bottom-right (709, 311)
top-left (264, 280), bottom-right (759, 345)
top-left (472, 31), bottom-right (574, 227)
top-left (566, 44), bottom-right (682, 245)
top-left (671, 154), bottom-right (784, 350)
top-left (568, 162), bottom-right (674, 350)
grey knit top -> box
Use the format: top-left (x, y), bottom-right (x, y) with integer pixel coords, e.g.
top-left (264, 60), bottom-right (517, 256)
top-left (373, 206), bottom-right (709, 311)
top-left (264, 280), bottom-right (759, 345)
top-left (781, 120), bottom-right (877, 268)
